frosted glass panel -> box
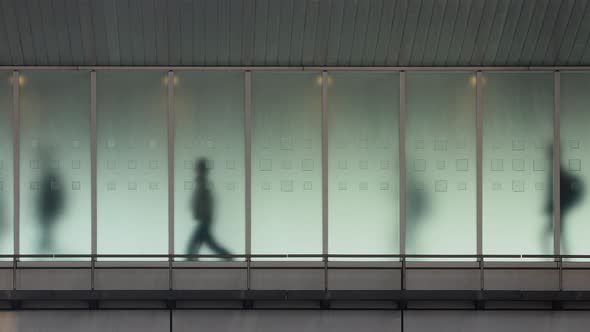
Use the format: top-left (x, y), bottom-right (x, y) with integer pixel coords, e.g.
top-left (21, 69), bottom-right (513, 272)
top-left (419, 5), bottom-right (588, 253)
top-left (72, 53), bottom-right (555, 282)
top-left (406, 72), bottom-right (476, 255)
top-left (19, 71), bottom-right (90, 255)
top-left (0, 72), bottom-right (13, 255)
top-left (483, 72), bottom-right (553, 255)
top-left (328, 72), bottom-right (400, 256)
top-left (174, 72), bottom-right (245, 259)
top-left (251, 72), bottom-right (322, 255)
top-left (560, 72), bottom-right (590, 255)
top-left (97, 72), bottom-right (168, 255)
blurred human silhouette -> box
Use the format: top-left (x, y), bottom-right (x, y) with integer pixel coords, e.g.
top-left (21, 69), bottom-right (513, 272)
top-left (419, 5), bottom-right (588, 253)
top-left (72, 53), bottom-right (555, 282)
top-left (406, 172), bottom-right (428, 253)
top-left (186, 158), bottom-right (231, 261)
top-left (37, 151), bottom-right (65, 252)
top-left (545, 145), bottom-right (584, 254)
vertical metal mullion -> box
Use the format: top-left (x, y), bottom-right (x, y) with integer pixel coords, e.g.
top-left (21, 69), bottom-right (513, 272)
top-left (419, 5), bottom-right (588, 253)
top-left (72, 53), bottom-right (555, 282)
top-left (399, 71), bottom-right (406, 258)
top-left (322, 71), bottom-right (329, 259)
top-left (245, 71), bottom-right (252, 259)
top-left (554, 71), bottom-right (561, 258)
top-left (12, 71), bottom-right (19, 261)
top-left (91, 71), bottom-right (97, 261)
top-left (476, 71), bottom-right (483, 257)
top-left (167, 71), bottom-right (175, 263)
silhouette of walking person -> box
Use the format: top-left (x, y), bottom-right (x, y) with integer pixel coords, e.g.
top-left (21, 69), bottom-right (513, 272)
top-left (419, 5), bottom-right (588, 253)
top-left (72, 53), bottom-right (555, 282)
top-left (37, 151), bottom-right (65, 252)
top-left (186, 158), bottom-right (231, 261)
top-left (545, 145), bottom-right (584, 254)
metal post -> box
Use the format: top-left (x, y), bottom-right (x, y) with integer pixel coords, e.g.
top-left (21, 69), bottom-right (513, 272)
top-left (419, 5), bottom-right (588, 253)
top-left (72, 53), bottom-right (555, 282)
top-left (479, 256), bottom-right (485, 291)
top-left (554, 71), bottom-right (561, 258)
top-left (321, 71), bottom-right (329, 259)
top-left (167, 71), bottom-right (175, 290)
top-left (399, 72), bottom-right (406, 256)
top-left (476, 71), bottom-right (483, 256)
top-left (12, 71), bottom-right (19, 262)
top-left (245, 71), bottom-right (252, 259)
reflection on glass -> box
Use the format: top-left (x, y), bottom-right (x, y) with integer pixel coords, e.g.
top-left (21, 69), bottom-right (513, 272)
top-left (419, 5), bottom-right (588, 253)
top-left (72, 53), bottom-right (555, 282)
top-left (174, 72), bottom-right (245, 259)
top-left (97, 71), bottom-right (168, 256)
top-left (0, 72), bottom-right (13, 255)
top-left (405, 72), bottom-right (476, 255)
top-left (328, 72), bottom-right (400, 256)
top-left (483, 72), bottom-right (553, 255)
top-left (19, 71), bottom-right (90, 255)
top-left (559, 72), bottom-right (589, 255)
top-left (251, 72), bottom-right (322, 256)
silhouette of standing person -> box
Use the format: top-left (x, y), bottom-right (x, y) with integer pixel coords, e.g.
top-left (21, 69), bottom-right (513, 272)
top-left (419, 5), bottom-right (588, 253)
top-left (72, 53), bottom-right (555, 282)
top-left (545, 145), bottom-right (584, 254)
top-left (186, 158), bottom-right (231, 260)
top-left (37, 151), bottom-right (64, 252)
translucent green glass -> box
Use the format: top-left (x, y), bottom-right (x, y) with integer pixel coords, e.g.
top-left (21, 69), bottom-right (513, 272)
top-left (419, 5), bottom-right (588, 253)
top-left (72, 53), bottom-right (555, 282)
top-left (0, 72), bottom-right (13, 255)
top-left (560, 72), bottom-right (590, 255)
top-left (174, 72), bottom-right (245, 259)
top-left (19, 71), bottom-right (91, 255)
top-left (328, 72), bottom-right (400, 256)
top-left (97, 72), bottom-right (168, 256)
top-left (406, 72), bottom-right (476, 255)
top-left (482, 72), bottom-right (553, 255)
top-left (251, 72), bottom-right (322, 256)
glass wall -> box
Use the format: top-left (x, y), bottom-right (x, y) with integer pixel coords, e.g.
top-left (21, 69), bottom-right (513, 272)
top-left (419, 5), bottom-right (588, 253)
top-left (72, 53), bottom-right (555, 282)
top-left (97, 71), bottom-right (168, 255)
top-left (406, 72), bottom-right (476, 255)
top-left (0, 72), bottom-right (13, 255)
top-left (328, 72), bottom-right (400, 256)
top-left (251, 72), bottom-right (322, 256)
top-left (174, 72), bottom-right (245, 259)
top-left (560, 72), bottom-right (590, 255)
top-left (19, 71), bottom-right (90, 255)
top-left (482, 72), bottom-right (554, 255)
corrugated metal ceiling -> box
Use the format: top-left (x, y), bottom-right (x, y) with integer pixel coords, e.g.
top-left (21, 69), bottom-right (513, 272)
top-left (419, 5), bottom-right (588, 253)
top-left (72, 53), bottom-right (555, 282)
top-left (1, 0), bottom-right (590, 67)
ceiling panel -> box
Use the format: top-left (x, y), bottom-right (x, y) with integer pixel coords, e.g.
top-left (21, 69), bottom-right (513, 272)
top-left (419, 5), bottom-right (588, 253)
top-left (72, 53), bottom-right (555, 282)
top-left (3, 0), bottom-right (590, 66)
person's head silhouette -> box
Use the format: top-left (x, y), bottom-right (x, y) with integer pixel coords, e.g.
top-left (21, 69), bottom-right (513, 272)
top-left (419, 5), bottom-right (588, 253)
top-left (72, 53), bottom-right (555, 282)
top-left (196, 158), bottom-right (209, 178)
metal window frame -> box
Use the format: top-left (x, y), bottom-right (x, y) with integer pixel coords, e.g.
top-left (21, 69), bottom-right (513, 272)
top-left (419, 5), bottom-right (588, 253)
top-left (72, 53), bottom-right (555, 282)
top-left (12, 71), bottom-right (19, 262)
top-left (399, 71), bottom-right (406, 257)
top-left (554, 71), bottom-right (561, 258)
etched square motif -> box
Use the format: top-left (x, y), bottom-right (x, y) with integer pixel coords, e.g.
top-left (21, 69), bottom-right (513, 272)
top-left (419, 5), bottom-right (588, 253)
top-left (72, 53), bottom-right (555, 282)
top-left (302, 159), bottom-right (314, 171)
top-left (206, 139), bottom-right (215, 149)
top-left (338, 182), bottom-right (347, 191)
top-left (533, 160), bottom-right (546, 171)
top-left (435, 180), bottom-right (448, 192)
top-left (30, 181), bottom-right (40, 191)
top-left (436, 160), bottom-right (446, 170)
top-left (106, 139), bottom-right (116, 149)
top-left (149, 160), bottom-right (159, 169)
top-left (107, 160), bottom-right (116, 169)
top-left (226, 182), bottom-right (236, 191)
top-left (128, 182), bottom-right (137, 191)
top-left (359, 182), bottom-right (368, 191)
top-left (72, 181), bottom-right (81, 191)
top-left (262, 182), bottom-right (271, 191)
top-left (414, 159), bottom-right (426, 171)
top-left (281, 160), bottom-right (292, 170)
top-left (512, 180), bottom-right (525, 192)
top-left (72, 160), bottom-right (81, 169)
top-left (281, 180), bottom-right (294, 192)
top-left (359, 160), bottom-right (369, 170)
top-left (184, 160), bottom-right (194, 169)
top-left (456, 159), bottom-right (468, 171)
top-left (107, 182), bottom-right (116, 191)
top-left (184, 181), bottom-right (194, 190)
top-left (31, 139), bottom-right (39, 148)
top-left (380, 160), bottom-right (390, 170)
top-left (380, 182), bottom-right (390, 191)
top-left (303, 181), bottom-right (313, 190)
top-left (569, 140), bottom-right (580, 149)
top-left (512, 139), bottom-right (525, 151)
top-left (456, 138), bottom-right (466, 149)
top-left (457, 182), bottom-right (467, 191)
top-left (149, 139), bottom-right (159, 149)
top-left (50, 181), bottom-right (60, 191)
top-left (149, 182), bottom-right (159, 190)
top-left (359, 137), bottom-right (369, 149)
top-left (280, 137), bottom-right (293, 150)
top-left (259, 159), bottom-right (272, 171)
top-left (226, 160), bottom-right (236, 170)
top-left (50, 160), bottom-right (60, 169)
top-left (434, 140), bottom-right (448, 151)
top-left (337, 160), bottom-right (348, 170)
top-left (415, 140), bottom-right (425, 149)
top-left (491, 159), bottom-right (503, 171)
top-left (303, 138), bottom-right (313, 149)
top-left (512, 159), bottom-right (525, 171)
top-left (72, 139), bottom-right (80, 148)
top-left (415, 182), bottom-right (425, 191)
top-left (535, 182), bottom-right (544, 191)
top-left (492, 182), bottom-right (502, 191)
top-left (569, 159), bottom-right (582, 171)
top-left (128, 160), bottom-right (137, 169)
